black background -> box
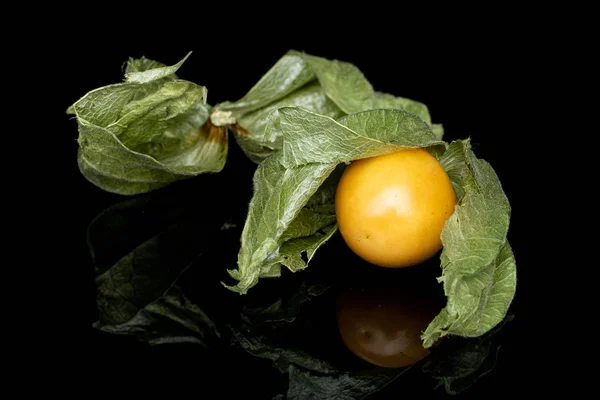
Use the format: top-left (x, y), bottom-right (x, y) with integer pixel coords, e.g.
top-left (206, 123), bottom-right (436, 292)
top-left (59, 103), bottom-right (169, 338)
top-left (41, 30), bottom-right (541, 397)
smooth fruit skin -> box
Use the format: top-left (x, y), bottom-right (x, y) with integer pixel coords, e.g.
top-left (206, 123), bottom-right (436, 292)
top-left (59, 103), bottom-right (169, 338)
top-left (335, 149), bottom-right (456, 268)
top-left (336, 288), bottom-right (438, 368)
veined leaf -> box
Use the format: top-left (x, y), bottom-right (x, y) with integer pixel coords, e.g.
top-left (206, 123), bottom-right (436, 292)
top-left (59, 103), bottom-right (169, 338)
top-left (238, 82), bottom-right (345, 147)
top-left (373, 91), bottom-right (432, 125)
top-left (217, 52), bottom-right (315, 115)
top-left (279, 107), bottom-right (444, 168)
top-left (67, 53), bottom-right (225, 195)
top-left (218, 51), bottom-right (437, 163)
top-left (300, 52), bottom-right (374, 114)
top-left (224, 152), bottom-right (337, 294)
top-left (422, 140), bottom-right (515, 347)
top-left (75, 117), bottom-right (226, 195)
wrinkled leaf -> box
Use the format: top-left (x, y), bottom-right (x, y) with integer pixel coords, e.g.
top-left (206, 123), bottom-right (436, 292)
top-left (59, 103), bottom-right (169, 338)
top-left (279, 107), bottom-right (444, 168)
top-left (238, 82), bottom-right (345, 148)
top-left (218, 51), bottom-right (438, 163)
top-left (422, 140), bottom-right (516, 347)
top-left (68, 53), bottom-right (226, 195)
top-left (75, 121), bottom-right (183, 195)
top-left (125, 55), bottom-right (168, 74)
top-left (372, 91), bottom-right (432, 125)
top-left (301, 52), bottom-right (374, 114)
top-left (125, 51), bottom-right (192, 84)
top-left (233, 130), bottom-right (278, 164)
top-left (217, 52), bottom-right (316, 115)
top-left (438, 140), bottom-right (470, 200)
top-left (224, 152), bottom-right (337, 294)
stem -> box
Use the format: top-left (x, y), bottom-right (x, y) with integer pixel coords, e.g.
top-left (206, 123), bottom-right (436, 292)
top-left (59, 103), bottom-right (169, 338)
top-left (202, 119), bottom-right (228, 144)
top-left (210, 109), bottom-right (237, 127)
top-left (207, 109), bottom-right (249, 140)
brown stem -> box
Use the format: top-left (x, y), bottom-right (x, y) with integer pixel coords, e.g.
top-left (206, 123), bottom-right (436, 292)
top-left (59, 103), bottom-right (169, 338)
top-left (200, 119), bottom-right (228, 144)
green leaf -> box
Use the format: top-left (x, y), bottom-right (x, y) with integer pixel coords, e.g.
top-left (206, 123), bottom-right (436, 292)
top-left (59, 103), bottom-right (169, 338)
top-left (422, 140), bottom-right (516, 347)
top-left (232, 131), bottom-right (276, 164)
top-left (76, 121), bottom-right (183, 195)
top-left (438, 140), bottom-right (470, 200)
top-left (301, 53), bottom-right (374, 114)
top-left (372, 91), bottom-right (432, 125)
top-left (124, 55), bottom-right (168, 74)
top-left (440, 140), bottom-right (511, 275)
top-left (217, 51), bottom-right (316, 116)
top-left (224, 152), bottom-right (337, 294)
top-left (432, 124), bottom-right (444, 139)
top-left (238, 82), bottom-right (345, 147)
top-left (219, 51), bottom-right (438, 163)
top-left (68, 53), bottom-right (225, 195)
top-left (124, 51), bottom-right (192, 84)
top-left (279, 107), bottom-right (444, 168)
top-left (75, 118), bottom-right (226, 195)
top-left (277, 224), bottom-right (338, 272)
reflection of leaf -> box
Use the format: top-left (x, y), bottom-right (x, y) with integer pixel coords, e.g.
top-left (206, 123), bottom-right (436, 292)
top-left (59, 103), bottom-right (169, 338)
top-left (86, 170), bottom-right (244, 346)
top-left (95, 279), bottom-right (220, 347)
top-left (422, 140), bottom-right (516, 347)
top-left (287, 364), bottom-right (408, 400)
top-left (67, 53), bottom-right (226, 195)
top-left (423, 316), bottom-right (514, 395)
top-left (229, 323), bottom-right (339, 374)
top-left (242, 281), bottom-right (331, 327)
top-left (92, 222), bottom-right (220, 346)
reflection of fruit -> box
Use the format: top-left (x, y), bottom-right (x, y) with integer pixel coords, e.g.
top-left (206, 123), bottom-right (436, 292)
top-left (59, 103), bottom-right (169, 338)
top-left (336, 287), bottom-right (440, 368)
top-left (335, 148), bottom-right (456, 268)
